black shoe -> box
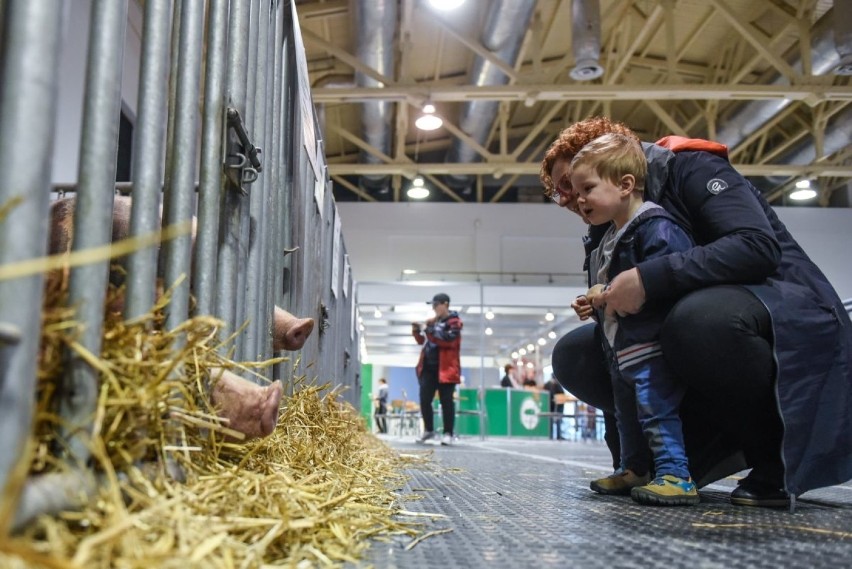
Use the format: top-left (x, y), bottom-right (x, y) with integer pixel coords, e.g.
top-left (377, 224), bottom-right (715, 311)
top-left (730, 480), bottom-right (789, 508)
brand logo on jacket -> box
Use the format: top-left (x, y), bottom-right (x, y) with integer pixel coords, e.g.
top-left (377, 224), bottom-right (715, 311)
top-left (706, 178), bottom-right (729, 194)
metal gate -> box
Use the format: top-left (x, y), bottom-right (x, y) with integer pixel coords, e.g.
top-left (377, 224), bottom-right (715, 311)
top-left (0, 0), bottom-right (358, 530)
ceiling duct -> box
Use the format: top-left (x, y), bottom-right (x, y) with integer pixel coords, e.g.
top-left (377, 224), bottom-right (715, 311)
top-left (716, 9), bottom-right (841, 149)
top-left (353, 0), bottom-right (397, 193)
top-left (834, 0), bottom-right (852, 75)
top-left (570, 0), bottom-right (605, 81)
top-left (713, 9), bottom-right (850, 193)
top-left (445, 0), bottom-right (536, 190)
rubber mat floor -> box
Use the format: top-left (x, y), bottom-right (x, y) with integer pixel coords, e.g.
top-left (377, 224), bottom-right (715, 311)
top-left (357, 436), bottom-right (852, 568)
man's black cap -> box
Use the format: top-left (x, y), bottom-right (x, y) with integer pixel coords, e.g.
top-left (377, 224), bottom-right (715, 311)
top-left (428, 292), bottom-right (450, 305)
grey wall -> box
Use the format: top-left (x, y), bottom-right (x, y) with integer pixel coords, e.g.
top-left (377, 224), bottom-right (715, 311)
top-left (338, 202), bottom-right (852, 300)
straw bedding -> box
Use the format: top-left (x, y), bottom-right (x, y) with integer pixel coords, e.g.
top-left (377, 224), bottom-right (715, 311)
top-left (0, 269), bottom-right (436, 567)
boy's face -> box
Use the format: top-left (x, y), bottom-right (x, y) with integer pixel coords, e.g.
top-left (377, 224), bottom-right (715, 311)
top-left (571, 165), bottom-right (633, 227)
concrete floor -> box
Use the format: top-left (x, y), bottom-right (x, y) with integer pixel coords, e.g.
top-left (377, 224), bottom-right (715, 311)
top-left (357, 435), bottom-right (852, 568)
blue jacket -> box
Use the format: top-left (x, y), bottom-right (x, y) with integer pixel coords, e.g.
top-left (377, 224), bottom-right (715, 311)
top-left (589, 203), bottom-right (694, 357)
top-left (627, 143), bottom-right (852, 496)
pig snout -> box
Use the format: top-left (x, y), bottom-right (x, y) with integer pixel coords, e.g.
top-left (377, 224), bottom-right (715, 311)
top-left (209, 368), bottom-right (283, 440)
top-left (272, 306), bottom-right (315, 352)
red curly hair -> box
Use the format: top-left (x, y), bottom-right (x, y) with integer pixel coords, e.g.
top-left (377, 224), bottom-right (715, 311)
top-left (539, 116), bottom-right (640, 198)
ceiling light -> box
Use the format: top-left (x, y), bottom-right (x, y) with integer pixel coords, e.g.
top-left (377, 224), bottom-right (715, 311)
top-left (537, 338), bottom-right (546, 346)
top-left (485, 327), bottom-right (493, 335)
top-left (402, 269), bottom-right (417, 275)
top-left (795, 179), bottom-right (811, 189)
top-left (511, 351), bottom-right (518, 359)
top-left (527, 343), bottom-right (535, 351)
top-left (519, 348), bottom-right (527, 356)
top-left (789, 188), bottom-right (817, 201)
top-left (485, 310), bottom-right (495, 320)
top-left (415, 103), bottom-right (443, 131)
top-left (545, 311), bottom-right (555, 321)
top-left (407, 186), bottom-right (430, 199)
top-left (428, 0), bottom-right (466, 10)
top-left (373, 309), bottom-right (382, 318)
top-left (412, 176), bottom-right (424, 187)
top-left (548, 331), bottom-right (557, 339)
top-left (526, 362), bottom-right (535, 369)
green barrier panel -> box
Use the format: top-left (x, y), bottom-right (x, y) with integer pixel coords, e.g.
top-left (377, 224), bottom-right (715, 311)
top-left (452, 388), bottom-right (550, 438)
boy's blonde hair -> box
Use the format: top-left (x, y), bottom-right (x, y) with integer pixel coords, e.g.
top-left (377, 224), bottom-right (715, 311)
top-left (570, 133), bottom-right (647, 192)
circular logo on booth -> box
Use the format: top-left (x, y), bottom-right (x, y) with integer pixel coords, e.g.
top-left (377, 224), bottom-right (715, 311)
top-left (519, 398), bottom-right (540, 430)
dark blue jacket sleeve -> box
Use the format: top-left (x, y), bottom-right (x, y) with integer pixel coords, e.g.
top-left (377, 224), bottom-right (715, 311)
top-left (638, 151), bottom-right (781, 301)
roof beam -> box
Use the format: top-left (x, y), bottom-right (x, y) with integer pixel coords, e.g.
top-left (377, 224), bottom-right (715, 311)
top-left (311, 84), bottom-right (851, 104)
top-left (328, 162), bottom-right (852, 178)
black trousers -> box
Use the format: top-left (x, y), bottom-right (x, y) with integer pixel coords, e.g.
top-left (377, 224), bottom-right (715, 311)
top-left (374, 403), bottom-right (387, 434)
top-left (552, 285), bottom-right (784, 487)
top-left (419, 367), bottom-right (456, 435)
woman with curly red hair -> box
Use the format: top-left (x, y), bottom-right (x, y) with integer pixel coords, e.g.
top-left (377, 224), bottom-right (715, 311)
top-left (542, 116), bottom-right (852, 508)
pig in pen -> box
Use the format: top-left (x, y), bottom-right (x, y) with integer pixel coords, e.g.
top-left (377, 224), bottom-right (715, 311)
top-left (0, 0), bottom-right (362, 546)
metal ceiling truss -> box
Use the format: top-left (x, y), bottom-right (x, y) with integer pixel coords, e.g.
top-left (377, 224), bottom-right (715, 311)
top-left (297, 0), bottom-right (851, 205)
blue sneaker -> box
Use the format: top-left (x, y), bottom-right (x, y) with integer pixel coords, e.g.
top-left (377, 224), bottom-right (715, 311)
top-left (630, 475), bottom-right (700, 506)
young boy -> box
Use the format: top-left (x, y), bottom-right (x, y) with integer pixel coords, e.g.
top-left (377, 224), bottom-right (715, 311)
top-left (570, 133), bottom-right (699, 506)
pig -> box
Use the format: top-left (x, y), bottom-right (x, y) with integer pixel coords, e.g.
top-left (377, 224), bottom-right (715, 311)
top-left (273, 305), bottom-right (314, 352)
top-left (47, 195), bottom-right (314, 351)
top-left (46, 194), bottom-right (313, 440)
top-left (208, 368), bottom-right (283, 440)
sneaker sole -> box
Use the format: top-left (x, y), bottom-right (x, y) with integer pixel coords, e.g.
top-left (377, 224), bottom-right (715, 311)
top-left (730, 496), bottom-right (790, 508)
top-left (589, 481), bottom-right (633, 496)
top-left (631, 490), bottom-right (700, 506)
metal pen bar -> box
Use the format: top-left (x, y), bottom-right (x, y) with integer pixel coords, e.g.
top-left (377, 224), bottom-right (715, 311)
top-left (193, 0), bottom-right (229, 317)
top-left (216, 0), bottom-right (251, 357)
top-left (162, 0), bottom-right (204, 335)
top-left (126, 0), bottom-right (174, 320)
top-left (244, 0), bottom-right (271, 362)
top-left (265, 0), bottom-right (286, 358)
top-left (0, 0), bottom-right (66, 497)
top-left (62, 0), bottom-right (129, 464)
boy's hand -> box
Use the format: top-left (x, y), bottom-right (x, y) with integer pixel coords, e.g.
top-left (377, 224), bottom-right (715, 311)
top-left (571, 295), bottom-right (594, 321)
top-left (586, 284), bottom-right (607, 310)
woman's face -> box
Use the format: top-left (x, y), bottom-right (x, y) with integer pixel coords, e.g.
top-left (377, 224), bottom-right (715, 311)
top-left (549, 158), bottom-right (589, 223)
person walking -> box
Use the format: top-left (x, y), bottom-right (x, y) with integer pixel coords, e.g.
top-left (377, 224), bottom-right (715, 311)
top-left (374, 378), bottom-right (389, 434)
top-left (412, 293), bottom-right (463, 446)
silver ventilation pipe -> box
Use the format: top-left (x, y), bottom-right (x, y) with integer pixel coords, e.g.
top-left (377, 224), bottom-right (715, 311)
top-left (711, 8), bottom-right (851, 196)
top-left (570, 0), bottom-right (605, 81)
top-left (353, 0), bottom-right (397, 193)
top-left (445, 0), bottom-right (536, 190)
top-left (760, 104), bottom-right (852, 189)
top-left (716, 9), bottom-right (841, 149)
top-left (834, 0), bottom-right (852, 74)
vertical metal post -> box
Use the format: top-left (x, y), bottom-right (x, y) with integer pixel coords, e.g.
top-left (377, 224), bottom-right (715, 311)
top-left (216, 0), bottom-right (250, 354)
top-left (479, 280), bottom-right (486, 439)
top-left (265, 0), bottom-right (285, 357)
top-left (193, 0), bottom-right (229, 317)
top-left (161, 0), bottom-right (204, 335)
top-left (232, 0), bottom-right (262, 361)
top-left (62, 0), bottom-right (129, 464)
top-left (126, 0), bottom-right (174, 320)
top-left (0, 0), bottom-right (66, 495)
top-left (244, 0), bottom-right (270, 362)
